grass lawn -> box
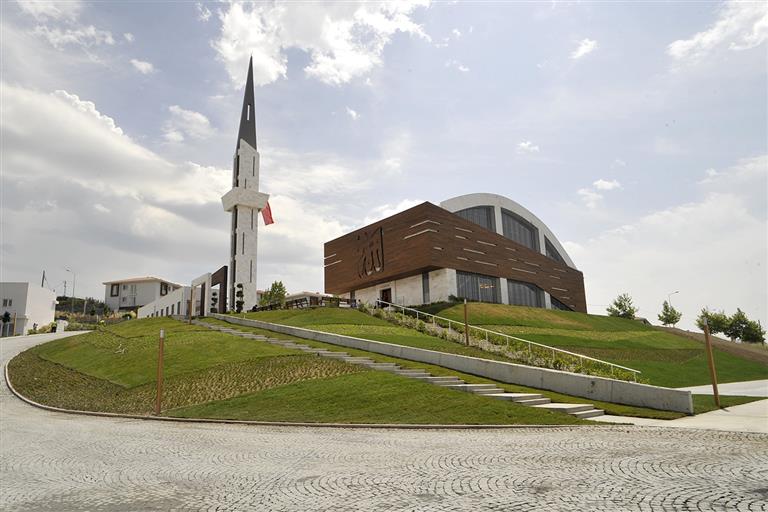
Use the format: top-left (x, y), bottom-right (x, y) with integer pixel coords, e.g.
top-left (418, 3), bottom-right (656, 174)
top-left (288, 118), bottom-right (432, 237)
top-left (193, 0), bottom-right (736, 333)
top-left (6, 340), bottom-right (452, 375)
top-left (205, 317), bottom-right (765, 420)
top-left (241, 309), bottom-right (514, 362)
top-left (413, 303), bottom-right (768, 388)
top-left (8, 317), bottom-right (586, 425)
top-left (169, 372), bottom-right (582, 425)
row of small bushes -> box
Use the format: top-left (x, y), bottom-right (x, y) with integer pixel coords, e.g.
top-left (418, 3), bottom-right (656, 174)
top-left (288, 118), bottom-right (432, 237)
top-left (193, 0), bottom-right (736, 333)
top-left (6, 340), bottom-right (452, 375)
top-left (360, 304), bottom-right (639, 382)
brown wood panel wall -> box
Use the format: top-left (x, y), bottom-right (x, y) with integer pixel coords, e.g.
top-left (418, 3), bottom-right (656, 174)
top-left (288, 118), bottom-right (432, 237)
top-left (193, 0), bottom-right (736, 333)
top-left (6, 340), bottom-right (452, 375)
top-left (324, 202), bottom-right (586, 312)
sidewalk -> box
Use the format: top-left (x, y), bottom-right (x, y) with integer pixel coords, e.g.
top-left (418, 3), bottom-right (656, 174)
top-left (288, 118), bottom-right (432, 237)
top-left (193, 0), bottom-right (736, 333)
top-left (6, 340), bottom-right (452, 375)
top-left (592, 398), bottom-right (768, 434)
top-left (676, 379), bottom-right (768, 397)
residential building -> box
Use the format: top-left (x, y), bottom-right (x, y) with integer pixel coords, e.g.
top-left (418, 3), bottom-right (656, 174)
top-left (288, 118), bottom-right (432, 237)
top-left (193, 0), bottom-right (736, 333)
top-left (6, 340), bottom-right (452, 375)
top-left (103, 277), bottom-right (181, 312)
top-left (0, 282), bottom-right (57, 336)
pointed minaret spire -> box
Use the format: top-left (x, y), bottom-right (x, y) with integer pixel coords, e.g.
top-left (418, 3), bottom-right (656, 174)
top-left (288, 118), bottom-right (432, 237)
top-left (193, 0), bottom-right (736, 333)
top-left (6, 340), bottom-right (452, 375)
top-left (237, 56), bottom-right (257, 151)
top-left (221, 56), bottom-right (269, 312)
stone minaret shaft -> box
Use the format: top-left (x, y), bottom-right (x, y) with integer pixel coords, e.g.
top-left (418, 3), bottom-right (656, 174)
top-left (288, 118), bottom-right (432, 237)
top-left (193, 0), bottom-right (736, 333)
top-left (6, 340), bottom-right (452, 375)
top-left (221, 57), bottom-right (269, 311)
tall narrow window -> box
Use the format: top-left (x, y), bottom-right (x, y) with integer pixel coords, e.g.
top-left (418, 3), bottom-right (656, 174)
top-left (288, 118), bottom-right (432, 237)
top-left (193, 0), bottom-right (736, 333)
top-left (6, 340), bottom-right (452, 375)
top-left (249, 260), bottom-right (253, 283)
top-left (250, 209), bottom-right (254, 230)
top-left (242, 233), bottom-right (245, 254)
top-left (247, 104), bottom-right (251, 120)
top-left (252, 157), bottom-right (256, 176)
top-left (422, 272), bottom-right (430, 304)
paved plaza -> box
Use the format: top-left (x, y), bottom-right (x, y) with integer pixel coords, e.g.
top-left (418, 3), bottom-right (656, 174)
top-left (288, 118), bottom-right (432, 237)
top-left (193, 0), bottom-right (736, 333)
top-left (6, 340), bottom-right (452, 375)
top-left (1, 333), bottom-right (767, 511)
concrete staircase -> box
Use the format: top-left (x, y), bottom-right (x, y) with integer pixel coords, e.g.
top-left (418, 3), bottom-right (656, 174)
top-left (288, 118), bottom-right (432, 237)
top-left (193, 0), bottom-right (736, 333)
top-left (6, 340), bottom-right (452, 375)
top-left (194, 320), bottom-right (604, 420)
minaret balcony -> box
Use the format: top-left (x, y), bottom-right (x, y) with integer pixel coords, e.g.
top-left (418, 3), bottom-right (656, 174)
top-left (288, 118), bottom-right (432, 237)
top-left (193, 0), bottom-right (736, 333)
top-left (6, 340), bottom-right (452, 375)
top-left (221, 188), bottom-right (269, 212)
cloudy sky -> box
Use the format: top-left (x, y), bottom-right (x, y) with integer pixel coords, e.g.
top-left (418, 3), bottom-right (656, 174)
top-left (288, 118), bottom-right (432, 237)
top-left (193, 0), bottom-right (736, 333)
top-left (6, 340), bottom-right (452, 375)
top-left (1, 0), bottom-right (766, 329)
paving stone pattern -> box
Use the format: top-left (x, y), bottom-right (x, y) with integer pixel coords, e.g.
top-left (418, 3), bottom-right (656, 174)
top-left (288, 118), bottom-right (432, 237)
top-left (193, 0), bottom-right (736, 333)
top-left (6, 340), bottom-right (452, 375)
top-left (2, 333), bottom-right (767, 511)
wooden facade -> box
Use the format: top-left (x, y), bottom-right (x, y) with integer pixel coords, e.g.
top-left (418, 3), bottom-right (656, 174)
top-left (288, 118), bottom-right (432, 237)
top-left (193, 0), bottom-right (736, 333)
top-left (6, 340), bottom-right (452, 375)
top-left (324, 202), bottom-right (586, 312)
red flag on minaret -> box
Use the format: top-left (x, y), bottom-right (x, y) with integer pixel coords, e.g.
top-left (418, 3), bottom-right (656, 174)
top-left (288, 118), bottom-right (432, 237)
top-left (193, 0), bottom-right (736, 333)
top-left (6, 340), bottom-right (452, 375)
top-left (262, 201), bottom-right (274, 225)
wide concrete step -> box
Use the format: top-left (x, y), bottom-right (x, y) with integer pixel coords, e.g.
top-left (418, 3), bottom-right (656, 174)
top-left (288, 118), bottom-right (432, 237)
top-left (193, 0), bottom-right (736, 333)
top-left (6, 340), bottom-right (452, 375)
top-left (471, 388), bottom-right (505, 395)
top-left (317, 352), bottom-right (350, 358)
top-left (572, 409), bottom-right (605, 419)
top-left (515, 398), bottom-right (552, 406)
top-left (533, 403), bottom-right (593, 414)
top-left (442, 384), bottom-right (499, 392)
top-left (342, 357), bottom-right (375, 363)
top-left (412, 376), bottom-right (464, 384)
top-left (482, 393), bottom-right (540, 401)
top-left (394, 369), bottom-right (429, 375)
top-left (363, 363), bottom-right (400, 369)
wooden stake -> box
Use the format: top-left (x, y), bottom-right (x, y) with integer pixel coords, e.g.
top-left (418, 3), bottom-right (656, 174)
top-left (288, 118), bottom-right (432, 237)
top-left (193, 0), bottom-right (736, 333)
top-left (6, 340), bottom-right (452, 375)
top-left (703, 320), bottom-right (721, 408)
top-left (155, 329), bottom-right (165, 415)
top-left (188, 287), bottom-right (195, 324)
top-left (463, 299), bottom-right (470, 346)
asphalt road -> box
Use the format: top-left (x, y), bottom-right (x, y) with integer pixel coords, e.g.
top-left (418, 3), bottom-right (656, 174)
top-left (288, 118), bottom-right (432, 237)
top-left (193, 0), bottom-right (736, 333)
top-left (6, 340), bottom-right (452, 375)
top-left (2, 332), bottom-right (767, 511)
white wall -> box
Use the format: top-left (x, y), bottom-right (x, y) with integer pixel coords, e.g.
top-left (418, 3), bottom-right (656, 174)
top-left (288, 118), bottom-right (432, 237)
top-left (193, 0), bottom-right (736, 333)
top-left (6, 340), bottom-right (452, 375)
top-left (137, 287), bottom-right (190, 319)
top-left (105, 280), bottom-right (180, 311)
top-left (351, 270), bottom-right (456, 307)
top-left (0, 282), bottom-right (55, 335)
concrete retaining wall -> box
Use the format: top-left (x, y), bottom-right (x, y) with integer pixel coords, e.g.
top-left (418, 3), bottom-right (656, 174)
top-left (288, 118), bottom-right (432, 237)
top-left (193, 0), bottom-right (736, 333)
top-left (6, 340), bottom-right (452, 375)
top-left (212, 314), bottom-right (694, 414)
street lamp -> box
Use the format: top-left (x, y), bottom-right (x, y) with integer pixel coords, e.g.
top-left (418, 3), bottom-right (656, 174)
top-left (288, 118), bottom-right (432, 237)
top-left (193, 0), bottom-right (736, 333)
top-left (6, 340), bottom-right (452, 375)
top-left (65, 268), bottom-right (76, 314)
top-left (667, 290), bottom-right (679, 307)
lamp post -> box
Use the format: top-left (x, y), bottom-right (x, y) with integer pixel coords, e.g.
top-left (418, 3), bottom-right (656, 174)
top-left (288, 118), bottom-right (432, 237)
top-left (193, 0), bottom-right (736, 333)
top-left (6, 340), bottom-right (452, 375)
top-left (667, 290), bottom-right (679, 307)
top-left (65, 268), bottom-right (76, 314)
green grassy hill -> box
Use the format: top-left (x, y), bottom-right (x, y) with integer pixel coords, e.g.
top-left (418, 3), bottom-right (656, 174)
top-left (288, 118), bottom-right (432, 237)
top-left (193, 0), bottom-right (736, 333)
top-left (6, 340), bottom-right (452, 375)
top-left (8, 317), bottom-right (583, 425)
top-left (416, 303), bottom-right (768, 388)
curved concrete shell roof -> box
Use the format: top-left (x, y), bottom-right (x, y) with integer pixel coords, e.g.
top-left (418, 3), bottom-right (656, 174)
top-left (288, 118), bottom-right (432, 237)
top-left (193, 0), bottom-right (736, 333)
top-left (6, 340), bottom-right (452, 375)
top-left (440, 193), bottom-right (576, 269)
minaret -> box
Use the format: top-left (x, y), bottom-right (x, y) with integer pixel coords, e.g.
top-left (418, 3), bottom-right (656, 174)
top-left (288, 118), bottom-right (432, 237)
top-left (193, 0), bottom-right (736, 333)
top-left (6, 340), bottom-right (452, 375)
top-left (221, 57), bottom-right (269, 311)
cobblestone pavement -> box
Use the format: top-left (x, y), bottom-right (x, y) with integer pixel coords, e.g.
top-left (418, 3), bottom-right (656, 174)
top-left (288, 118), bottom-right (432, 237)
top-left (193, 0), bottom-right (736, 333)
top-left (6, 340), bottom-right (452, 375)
top-left (2, 334), bottom-right (767, 511)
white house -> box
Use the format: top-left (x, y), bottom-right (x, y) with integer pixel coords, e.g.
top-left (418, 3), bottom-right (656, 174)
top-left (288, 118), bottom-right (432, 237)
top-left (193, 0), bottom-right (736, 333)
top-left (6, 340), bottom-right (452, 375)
top-left (103, 277), bottom-right (181, 312)
top-left (137, 286), bottom-right (191, 319)
top-left (0, 282), bottom-right (57, 336)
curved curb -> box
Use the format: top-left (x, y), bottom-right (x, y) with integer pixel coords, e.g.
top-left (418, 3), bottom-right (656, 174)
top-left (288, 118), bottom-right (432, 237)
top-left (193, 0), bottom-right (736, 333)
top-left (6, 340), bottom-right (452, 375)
top-left (4, 360), bottom-right (591, 431)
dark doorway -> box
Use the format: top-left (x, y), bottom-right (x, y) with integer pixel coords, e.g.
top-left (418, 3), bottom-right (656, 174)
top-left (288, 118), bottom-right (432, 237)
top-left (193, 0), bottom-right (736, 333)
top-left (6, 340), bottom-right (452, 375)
top-left (380, 288), bottom-right (392, 304)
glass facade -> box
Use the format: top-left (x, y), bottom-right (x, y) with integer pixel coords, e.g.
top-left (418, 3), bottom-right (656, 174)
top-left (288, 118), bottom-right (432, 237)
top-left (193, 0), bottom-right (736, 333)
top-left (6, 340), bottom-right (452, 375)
top-left (455, 206), bottom-right (495, 232)
top-left (550, 296), bottom-right (572, 311)
top-left (507, 279), bottom-right (544, 307)
top-left (545, 238), bottom-right (565, 264)
top-left (501, 209), bottom-right (539, 251)
top-left (457, 271), bottom-right (501, 303)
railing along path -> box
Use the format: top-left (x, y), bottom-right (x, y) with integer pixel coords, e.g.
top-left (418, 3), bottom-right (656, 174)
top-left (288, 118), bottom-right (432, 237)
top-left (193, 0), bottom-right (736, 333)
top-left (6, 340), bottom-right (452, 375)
top-left (374, 299), bottom-right (641, 381)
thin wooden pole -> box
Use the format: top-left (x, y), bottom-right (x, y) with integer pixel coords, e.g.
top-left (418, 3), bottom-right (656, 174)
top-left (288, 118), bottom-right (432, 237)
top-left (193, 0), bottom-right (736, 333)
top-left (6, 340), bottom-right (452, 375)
top-left (463, 299), bottom-right (470, 346)
top-left (703, 321), bottom-right (721, 408)
top-left (155, 329), bottom-right (165, 415)
top-left (188, 287), bottom-right (195, 324)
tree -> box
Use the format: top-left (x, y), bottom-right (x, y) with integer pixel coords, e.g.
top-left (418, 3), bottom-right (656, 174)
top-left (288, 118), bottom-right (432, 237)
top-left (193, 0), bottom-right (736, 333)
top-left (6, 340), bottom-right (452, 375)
top-left (210, 291), bottom-right (218, 313)
top-left (724, 308), bottom-right (750, 341)
top-left (235, 284), bottom-right (245, 313)
top-left (606, 293), bottom-right (637, 319)
top-left (741, 319), bottom-right (766, 344)
top-left (695, 308), bottom-right (729, 334)
top-left (259, 281), bottom-right (288, 307)
top-left (658, 300), bottom-right (682, 327)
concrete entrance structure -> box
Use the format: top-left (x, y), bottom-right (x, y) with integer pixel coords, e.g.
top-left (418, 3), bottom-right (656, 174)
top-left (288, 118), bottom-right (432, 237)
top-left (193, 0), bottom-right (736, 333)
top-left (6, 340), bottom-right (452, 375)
top-left (222, 57), bottom-right (269, 311)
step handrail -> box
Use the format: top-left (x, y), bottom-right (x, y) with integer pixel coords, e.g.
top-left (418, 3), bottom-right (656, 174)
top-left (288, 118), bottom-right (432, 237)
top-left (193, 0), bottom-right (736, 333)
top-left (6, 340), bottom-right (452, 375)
top-left (374, 299), bottom-right (641, 381)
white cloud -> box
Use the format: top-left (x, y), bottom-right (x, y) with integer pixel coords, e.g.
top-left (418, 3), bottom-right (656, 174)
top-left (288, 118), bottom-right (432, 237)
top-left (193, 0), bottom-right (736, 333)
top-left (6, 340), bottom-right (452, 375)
top-left (612, 158), bottom-right (627, 168)
top-left (16, 0), bottom-right (82, 21)
top-left (569, 157), bottom-right (767, 330)
top-left (33, 24), bottom-right (115, 49)
top-left (123, 32), bottom-right (134, 42)
top-left (451, 28), bottom-right (462, 38)
top-left (668, 1), bottom-right (768, 61)
top-left (196, 2), bottom-right (212, 22)
top-left (93, 203), bottom-right (111, 213)
top-left (163, 105), bottom-right (214, 142)
top-left (363, 199), bottom-right (424, 226)
top-left (130, 58), bottom-right (155, 74)
top-left (592, 179), bottom-right (621, 191)
top-left (345, 106), bottom-right (360, 120)
top-left (212, 1), bottom-right (431, 86)
top-left (445, 59), bottom-right (469, 72)
top-left (571, 38), bottom-right (598, 59)
top-left (52, 89), bottom-right (124, 136)
top-left (577, 188), bottom-right (603, 209)
top-left (516, 140), bottom-right (540, 154)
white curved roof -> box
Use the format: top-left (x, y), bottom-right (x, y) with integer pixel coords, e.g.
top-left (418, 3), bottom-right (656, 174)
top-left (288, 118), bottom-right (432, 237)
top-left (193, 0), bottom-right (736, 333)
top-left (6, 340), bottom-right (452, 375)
top-left (440, 193), bottom-right (576, 269)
